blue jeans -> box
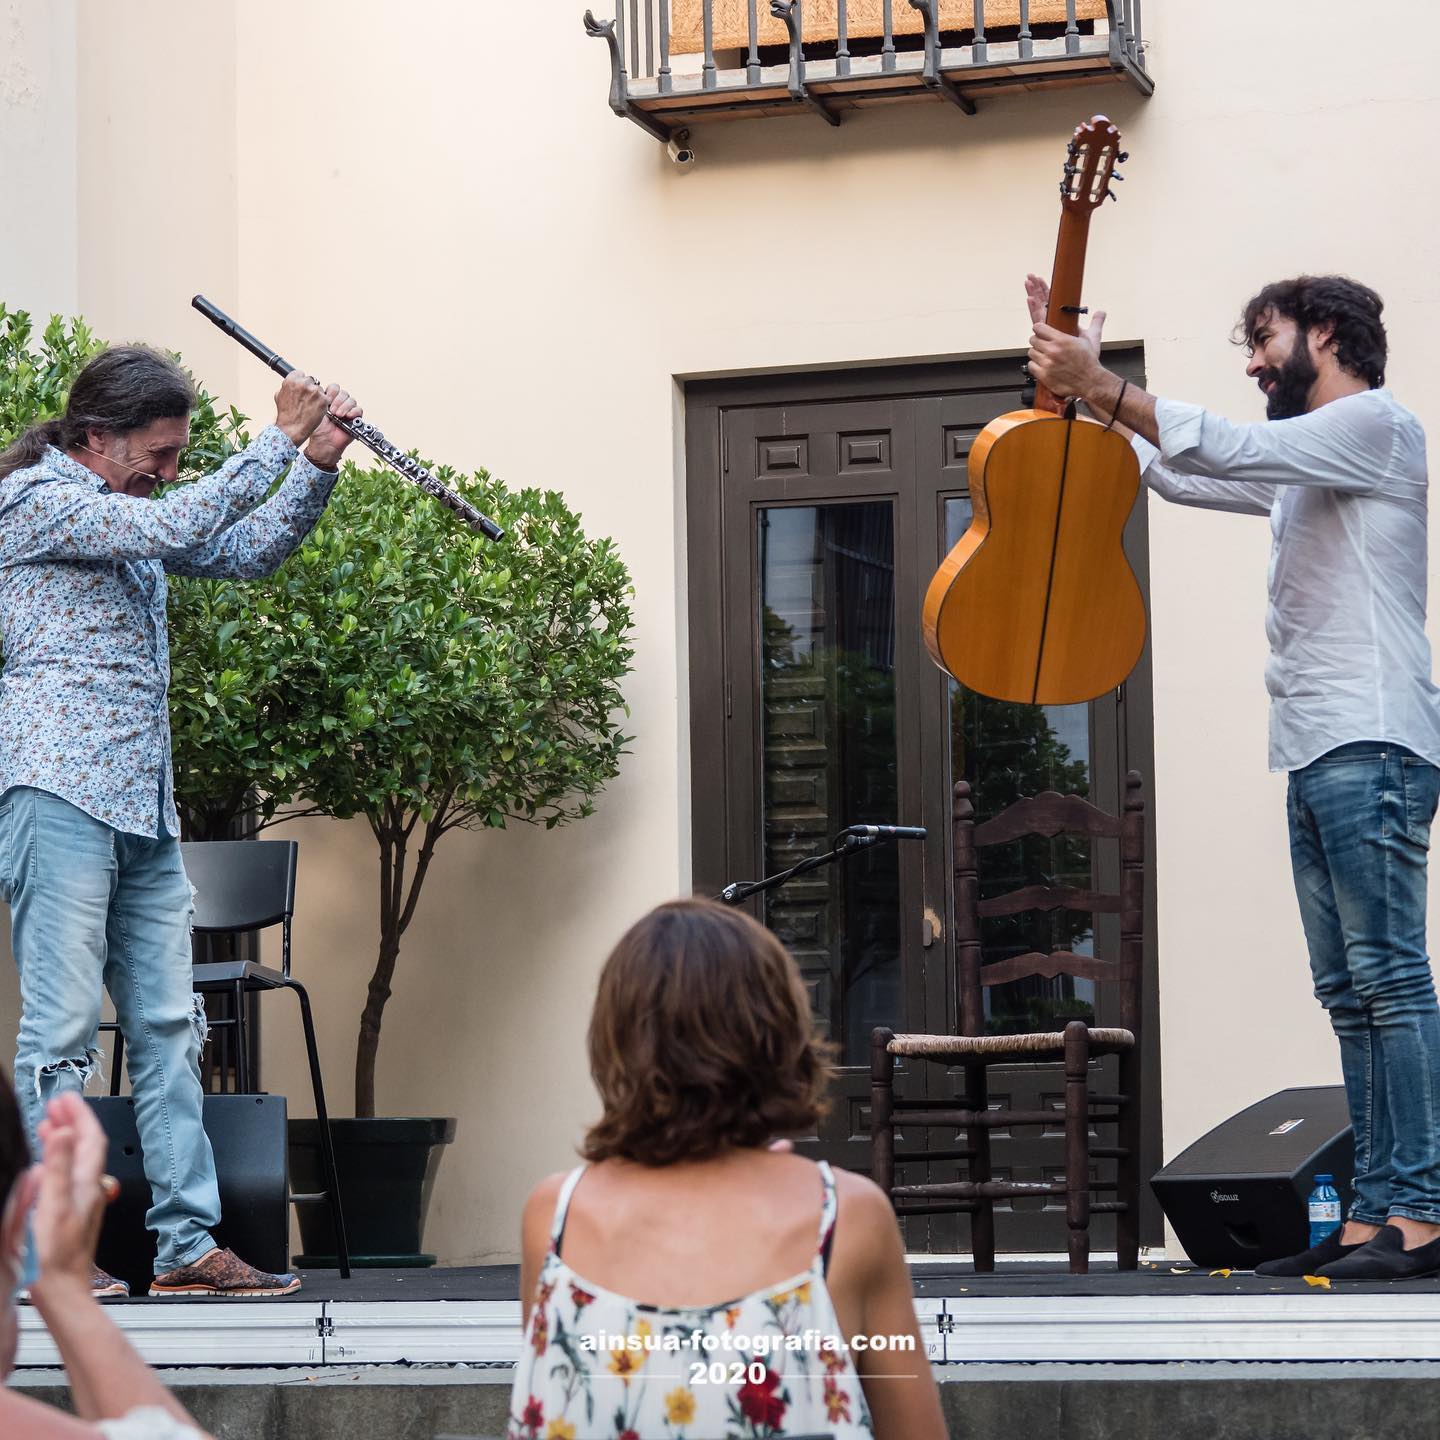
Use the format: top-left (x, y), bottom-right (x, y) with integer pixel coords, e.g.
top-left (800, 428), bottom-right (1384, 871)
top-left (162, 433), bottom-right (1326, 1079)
top-left (0, 786), bottom-right (220, 1272)
top-left (1288, 742), bottom-right (1440, 1226)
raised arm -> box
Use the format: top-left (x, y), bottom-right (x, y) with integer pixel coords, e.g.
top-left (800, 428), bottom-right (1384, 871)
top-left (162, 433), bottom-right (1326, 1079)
top-left (1026, 300), bottom-right (1393, 497)
top-left (26, 1095), bottom-right (210, 1435)
top-left (165, 453), bottom-right (339, 579)
top-left (0, 427), bottom-right (300, 567)
top-left (167, 384), bottom-right (365, 579)
top-left (1141, 393), bottom-right (1394, 491)
top-left (1021, 278), bottom-right (1271, 514)
top-left (1131, 431), bottom-right (1276, 515)
top-left (0, 369), bottom-right (335, 567)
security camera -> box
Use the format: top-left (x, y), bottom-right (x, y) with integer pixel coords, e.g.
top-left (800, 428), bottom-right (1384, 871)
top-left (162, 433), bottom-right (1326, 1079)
top-left (666, 129), bottom-right (695, 169)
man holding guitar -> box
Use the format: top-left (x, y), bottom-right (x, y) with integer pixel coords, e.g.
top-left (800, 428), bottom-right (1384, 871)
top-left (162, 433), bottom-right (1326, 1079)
top-left (1026, 274), bottom-right (1440, 1280)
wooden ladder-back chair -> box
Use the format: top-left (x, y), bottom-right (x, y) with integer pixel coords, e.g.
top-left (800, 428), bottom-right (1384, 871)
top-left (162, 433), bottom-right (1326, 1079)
top-left (871, 772), bottom-right (1145, 1273)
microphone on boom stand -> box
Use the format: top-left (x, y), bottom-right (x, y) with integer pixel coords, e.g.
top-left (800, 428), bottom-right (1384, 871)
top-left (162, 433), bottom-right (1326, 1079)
top-left (715, 823), bottom-right (927, 906)
top-left (836, 825), bottom-right (928, 842)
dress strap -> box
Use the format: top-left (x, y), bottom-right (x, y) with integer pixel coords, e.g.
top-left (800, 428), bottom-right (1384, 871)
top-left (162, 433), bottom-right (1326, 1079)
top-left (549, 1164), bottom-right (589, 1254)
top-left (815, 1160), bottom-right (839, 1277)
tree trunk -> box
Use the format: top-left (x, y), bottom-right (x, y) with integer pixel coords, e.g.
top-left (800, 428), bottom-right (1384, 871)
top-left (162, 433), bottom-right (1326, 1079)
top-left (355, 930), bottom-right (402, 1119)
top-left (352, 804), bottom-right (448, 1118)
top-left (355, 821), bottom-right (405, 1118)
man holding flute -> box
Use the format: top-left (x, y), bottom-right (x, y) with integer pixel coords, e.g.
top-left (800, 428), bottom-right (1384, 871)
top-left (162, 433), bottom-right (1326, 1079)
top-left (0, 345), bottom-right (360, 1297)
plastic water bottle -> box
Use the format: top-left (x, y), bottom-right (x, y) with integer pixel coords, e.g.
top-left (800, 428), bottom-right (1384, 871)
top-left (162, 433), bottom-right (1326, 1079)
top-left (1308, 1173), bottom-right (1342, 1247)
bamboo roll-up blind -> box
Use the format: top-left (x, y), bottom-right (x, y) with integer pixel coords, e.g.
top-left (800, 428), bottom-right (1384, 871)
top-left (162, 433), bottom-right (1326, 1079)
top-left (669, 1), bottom-right (1109, 54)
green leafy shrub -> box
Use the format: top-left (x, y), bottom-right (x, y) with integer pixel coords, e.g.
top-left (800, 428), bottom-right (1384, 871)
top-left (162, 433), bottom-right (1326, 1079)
top-left (173, 466), bottom-right (635, 1113)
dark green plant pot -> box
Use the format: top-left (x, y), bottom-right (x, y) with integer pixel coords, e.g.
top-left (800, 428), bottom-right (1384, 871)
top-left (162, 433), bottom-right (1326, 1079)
top-left (288, 1116), bottom-right (457, 1268)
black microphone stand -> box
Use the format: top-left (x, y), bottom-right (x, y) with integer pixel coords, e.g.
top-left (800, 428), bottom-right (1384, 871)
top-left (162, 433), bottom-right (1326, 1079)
top-left (715, 828), bottom-right (909, 907)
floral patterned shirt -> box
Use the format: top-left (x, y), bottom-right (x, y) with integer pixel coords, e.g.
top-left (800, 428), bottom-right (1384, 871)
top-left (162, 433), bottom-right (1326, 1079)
top-left (507, 1160), bottom-right (875, 1440)
top-left (0, 428), bottom-right (337, 837)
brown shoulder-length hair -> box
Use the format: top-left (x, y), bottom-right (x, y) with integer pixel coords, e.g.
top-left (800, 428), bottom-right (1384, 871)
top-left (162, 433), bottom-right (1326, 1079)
top-left (583, 899), bottom-right (834, 1167)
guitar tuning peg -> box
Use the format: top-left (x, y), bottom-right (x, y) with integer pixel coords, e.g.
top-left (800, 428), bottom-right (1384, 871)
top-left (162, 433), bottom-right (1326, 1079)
top-left (1106, 190), bottom-right (1118, 201)
top-left (1110, 172), bottom-right (1125, 180)
top-left (1117, 151), bottom-right (1129, 162)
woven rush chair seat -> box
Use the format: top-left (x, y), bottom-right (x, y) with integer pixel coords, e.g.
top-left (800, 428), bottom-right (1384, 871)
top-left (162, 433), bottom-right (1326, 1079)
top-left (871, 774), bottom-right (1147, 1275)
top-left (887, 1028), bottom-right (1134, 1059)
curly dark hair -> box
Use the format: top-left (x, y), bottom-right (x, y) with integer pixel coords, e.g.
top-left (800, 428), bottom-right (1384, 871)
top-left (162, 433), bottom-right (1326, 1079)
top-left (583, 899), bottom-right (834, 1166)
top-left (1236, 275), bottom-right (1387, 388)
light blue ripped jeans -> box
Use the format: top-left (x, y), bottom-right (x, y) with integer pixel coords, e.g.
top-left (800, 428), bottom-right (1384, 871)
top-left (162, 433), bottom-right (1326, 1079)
top-left (0, 785), bottom-right (220, 1273)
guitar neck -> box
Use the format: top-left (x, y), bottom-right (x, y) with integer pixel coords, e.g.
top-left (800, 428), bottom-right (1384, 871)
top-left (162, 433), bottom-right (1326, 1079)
top-left (1035, 208), bottom-right (1094, 415)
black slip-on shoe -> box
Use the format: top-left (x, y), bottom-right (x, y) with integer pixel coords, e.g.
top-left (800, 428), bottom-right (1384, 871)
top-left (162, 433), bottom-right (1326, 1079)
top-left (1254, 1227), bottom-right (1364, 1277)
top-left (1316, 1224), bottom-right (1440, 1280)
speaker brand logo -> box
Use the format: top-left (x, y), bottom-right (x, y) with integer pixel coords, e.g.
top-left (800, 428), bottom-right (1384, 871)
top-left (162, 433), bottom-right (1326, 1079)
top-left (1268, 1118), bottom-right (1305, 1135)
top-left (1210, 1190), bottom-right (1240, 1203)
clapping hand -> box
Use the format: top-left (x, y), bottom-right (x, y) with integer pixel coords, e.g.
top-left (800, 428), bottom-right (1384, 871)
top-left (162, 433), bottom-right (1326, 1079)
top-left (29, 1093), bottom-right (113, 1297)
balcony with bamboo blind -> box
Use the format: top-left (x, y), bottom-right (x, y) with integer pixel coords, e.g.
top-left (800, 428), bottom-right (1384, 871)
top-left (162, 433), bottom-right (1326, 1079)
top-left (584, 0), bottom-right (1150, 142)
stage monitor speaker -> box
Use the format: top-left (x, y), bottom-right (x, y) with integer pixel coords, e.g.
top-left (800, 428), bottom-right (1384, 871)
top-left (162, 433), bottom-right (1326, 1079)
top-left (1150, 1085), bottom-right (1354, 1268)
top-left (87, 1094), bottom-right (289, 1296)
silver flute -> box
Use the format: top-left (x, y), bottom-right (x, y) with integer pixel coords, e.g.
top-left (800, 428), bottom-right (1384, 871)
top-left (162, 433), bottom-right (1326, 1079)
top-left (191, 295), bottom-right (504, 540)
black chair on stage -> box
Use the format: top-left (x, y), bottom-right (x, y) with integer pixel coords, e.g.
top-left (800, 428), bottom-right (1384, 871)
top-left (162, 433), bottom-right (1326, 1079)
top-left (107, 839), bottom-right (350, 1277)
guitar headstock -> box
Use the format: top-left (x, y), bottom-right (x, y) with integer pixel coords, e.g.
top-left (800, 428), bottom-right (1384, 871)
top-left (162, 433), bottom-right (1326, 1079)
top-left (1060, 115), bottom-right (1127, 212)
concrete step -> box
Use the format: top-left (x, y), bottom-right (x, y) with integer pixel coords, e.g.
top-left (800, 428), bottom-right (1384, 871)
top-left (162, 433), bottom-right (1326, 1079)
top-left (13, 1361), bottom-right (1440, 1440)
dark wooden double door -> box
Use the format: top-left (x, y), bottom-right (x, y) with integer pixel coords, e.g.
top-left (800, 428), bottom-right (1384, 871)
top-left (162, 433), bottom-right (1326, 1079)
top-left (687, 356), bottom-right (1160, 1253)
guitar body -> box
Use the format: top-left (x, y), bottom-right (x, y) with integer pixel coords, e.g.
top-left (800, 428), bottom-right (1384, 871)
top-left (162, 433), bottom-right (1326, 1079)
top-left (921, 114), bottom-right (1146, 706)
top-left (923, 409), bottom-right (1145, 704)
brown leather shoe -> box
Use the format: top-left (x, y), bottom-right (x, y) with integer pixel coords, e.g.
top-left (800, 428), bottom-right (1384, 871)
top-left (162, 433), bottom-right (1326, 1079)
top-left (17, 1266), bottom-right (129, 1303)
top-left (149, 1246), bottom-right (301, 1298)
top-left (90, 1266), bottom-right (130, 1298)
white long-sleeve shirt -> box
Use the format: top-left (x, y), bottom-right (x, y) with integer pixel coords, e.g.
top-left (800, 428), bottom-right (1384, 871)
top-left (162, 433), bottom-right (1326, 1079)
top-left (1133, 388), bottom-right (1440, 772)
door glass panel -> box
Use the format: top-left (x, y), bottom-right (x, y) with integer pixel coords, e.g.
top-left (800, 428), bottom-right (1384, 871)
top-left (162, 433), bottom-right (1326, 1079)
top-left (759, 502), bottom-right (900, 1064)
top-left (943, 497), bottom-right (1096, 1034)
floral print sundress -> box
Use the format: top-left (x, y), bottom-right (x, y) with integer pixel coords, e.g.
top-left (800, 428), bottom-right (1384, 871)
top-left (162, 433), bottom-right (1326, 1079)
top-left (507, 1160), bottom-right (875, 1439)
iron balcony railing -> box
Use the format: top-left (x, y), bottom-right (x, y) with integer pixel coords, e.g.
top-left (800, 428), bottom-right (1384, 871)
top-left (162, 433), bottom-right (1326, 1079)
top-left (585, 0), bottom-right (1150, 143)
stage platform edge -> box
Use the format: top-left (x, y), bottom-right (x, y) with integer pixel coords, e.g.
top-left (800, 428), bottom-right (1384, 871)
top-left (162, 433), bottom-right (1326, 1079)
top-left (17, 1261), bottom-right (1440, 1366)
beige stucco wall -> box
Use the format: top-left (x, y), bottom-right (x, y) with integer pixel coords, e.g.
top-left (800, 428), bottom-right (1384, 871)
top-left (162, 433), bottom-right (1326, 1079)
top-left (4, 0), bottom-right (1439, 1263)
top-left (0, 0), bottom-right (77, 318)
top-left (0, 0), bottom-right (79, 1081)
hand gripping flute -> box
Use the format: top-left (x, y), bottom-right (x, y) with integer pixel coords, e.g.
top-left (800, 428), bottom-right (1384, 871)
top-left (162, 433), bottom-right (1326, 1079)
top-left (192, 295), bottom-right (504, 540)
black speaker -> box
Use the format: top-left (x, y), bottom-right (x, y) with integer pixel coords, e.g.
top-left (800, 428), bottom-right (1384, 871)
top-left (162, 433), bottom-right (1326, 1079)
top-left (1150, 1085), bottom-right (1354, 1268)
top-left (87, 1094), bottom-right (289, 1295)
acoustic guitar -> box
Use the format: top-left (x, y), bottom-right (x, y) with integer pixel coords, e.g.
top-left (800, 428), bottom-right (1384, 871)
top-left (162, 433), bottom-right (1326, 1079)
top-left (922, 116), bottom-right (1145, 706)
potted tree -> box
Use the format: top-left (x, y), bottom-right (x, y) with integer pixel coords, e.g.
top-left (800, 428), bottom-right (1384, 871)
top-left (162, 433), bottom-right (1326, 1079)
top-left (176, 463), bottom-right (634, 1264)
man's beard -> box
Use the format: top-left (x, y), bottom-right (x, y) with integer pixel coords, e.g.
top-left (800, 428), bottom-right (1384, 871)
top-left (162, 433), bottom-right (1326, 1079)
top-left (1260, 340), bottom-right (1318, 421)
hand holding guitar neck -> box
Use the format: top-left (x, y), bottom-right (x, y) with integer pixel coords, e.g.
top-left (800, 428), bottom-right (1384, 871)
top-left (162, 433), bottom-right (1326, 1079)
top-left (922, 116), bottom-right (1145, 708)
